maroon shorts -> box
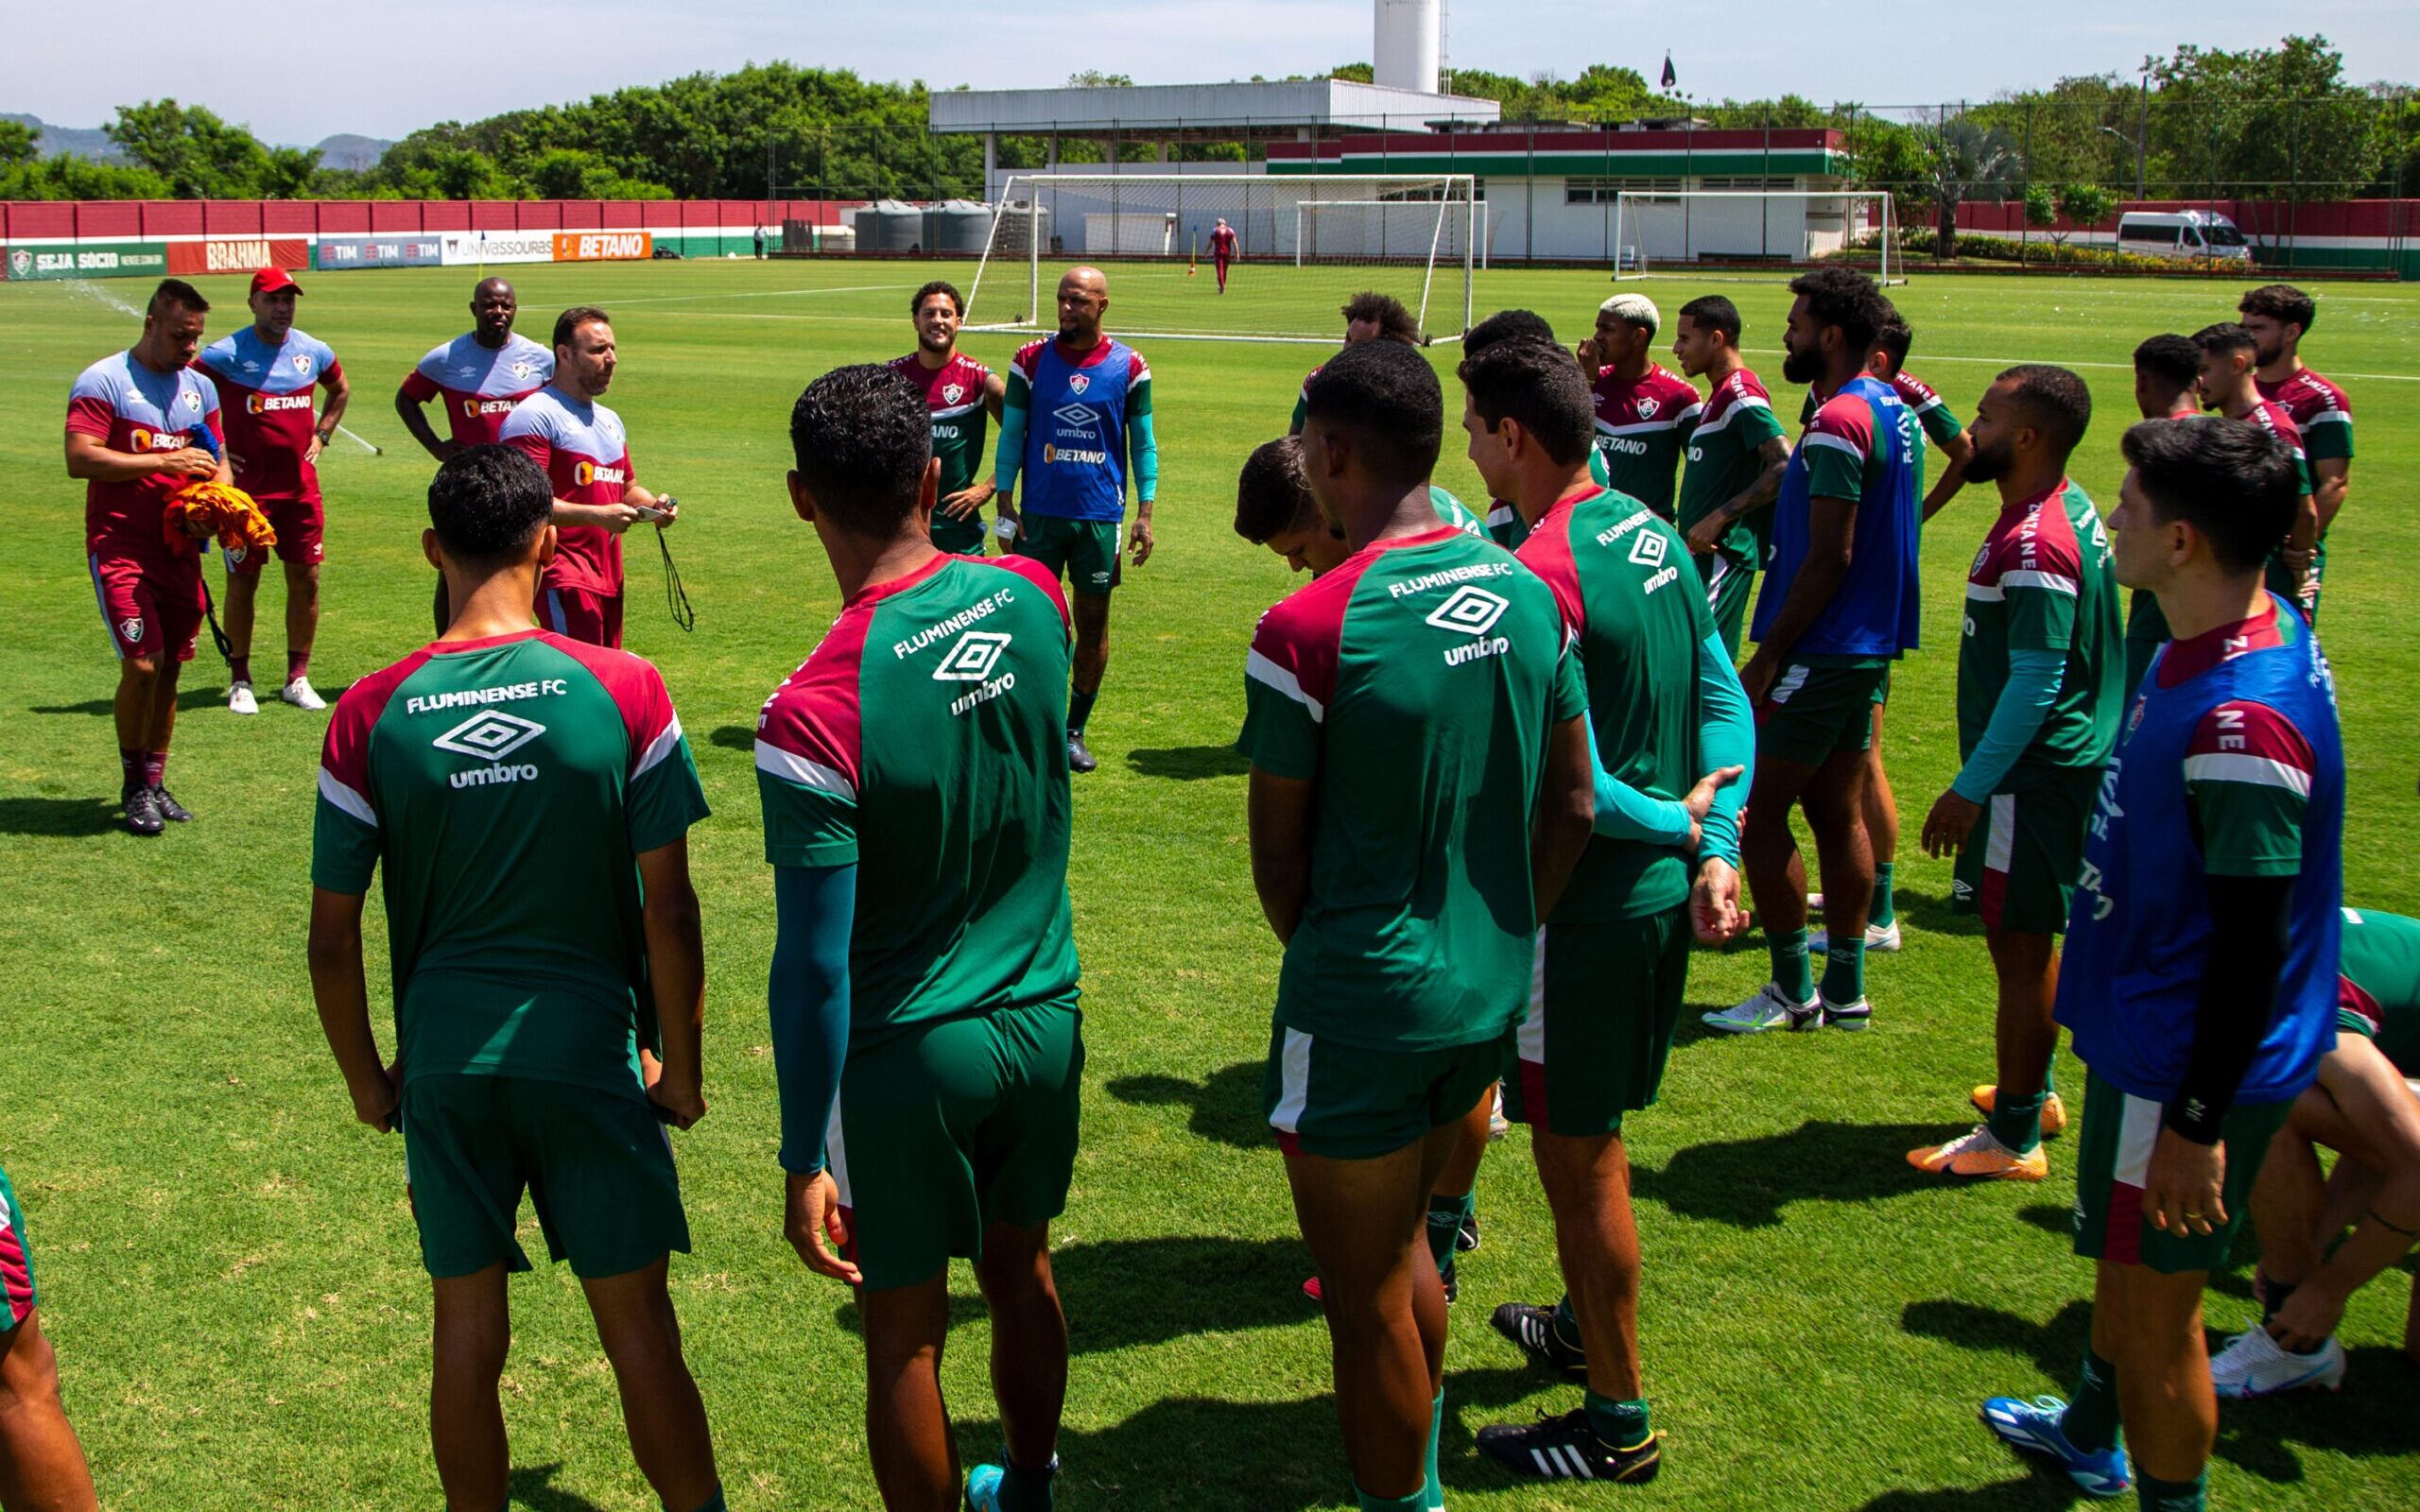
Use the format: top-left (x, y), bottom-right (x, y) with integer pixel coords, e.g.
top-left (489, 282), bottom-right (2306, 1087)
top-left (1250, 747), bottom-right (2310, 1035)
top-left (543, 585), bottom-right (624, 648)
top-left (222, 495), bottom-right (325, 575)
top-left (90, 553), bottom-right (204, 663)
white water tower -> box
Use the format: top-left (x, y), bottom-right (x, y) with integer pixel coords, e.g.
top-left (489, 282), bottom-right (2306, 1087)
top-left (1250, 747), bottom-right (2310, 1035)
top-left (1374, 0), bottom-right (1442, 94)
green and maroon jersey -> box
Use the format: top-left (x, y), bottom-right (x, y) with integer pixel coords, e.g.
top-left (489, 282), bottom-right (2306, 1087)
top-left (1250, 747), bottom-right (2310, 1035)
top-left (890, 352), bottom-right (993, 497)
top-left (312, 630), bottom-right (709, 1097)
top-left (2240, 399), bottom-right (2313, 498)
top-left (1678, 366), bottom-right (1785, 568)
top-left (1517, 487), bottom-right (1716, 919)
top-left (1487, 449), bottom-right (1607, 550)
top-left (2336, 906), bottom-right (2420, 1075)
top-left (755, 554), bottom-right (1080, 1044)
top-left (1590, 363), bottom-right (1700, 518)
top-left (1238, 526), bottom-right (1583, 1050)
top-left (1428, 486), bottom-right (1485, 536)
top-left (2259, 368), bottom-right (2353, 466)
top-left (1958, 479), bottom-right (2122, 784)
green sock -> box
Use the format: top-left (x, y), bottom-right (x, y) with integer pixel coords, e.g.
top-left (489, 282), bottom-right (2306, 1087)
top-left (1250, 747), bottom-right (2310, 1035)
top-left (1987, 1088), bottom-right (2048, 1155)
top-left (2044, 1060), bottom-right (2058, 1099)
top-left (1582, 1391), bottom-right (1651, 1451)
top-left (1870, 861), bottom-right (1896, 928)
top-left (1425, 1193), bottom-right (1473, 1281)
top-left (1551, 1293), bottom-right (1583, 1348)
top-left (2138, 1471), bottom-right (2207, 1512)
top-left (998, 1459), bottom-right (1057, 1512)
top-left (1355, 1484), bottom-right (1426, 1512)
top-left (1422, 1390), bottom-right (1444, 1511)
top-left (1770, 927), bottom-right (1814, 1004)
top-left (675, 1490), bottom-right (727, 1512)
top-left (2060, 1348), bottom-right (2121, 1455)
top-left (1820, 934), bottom-right (1866, 1006)
top-left (1067, 685), bottom-right (1098, 736)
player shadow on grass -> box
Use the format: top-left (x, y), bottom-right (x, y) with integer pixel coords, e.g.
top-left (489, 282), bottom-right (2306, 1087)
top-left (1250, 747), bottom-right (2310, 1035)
top-left (1629, 1121), bottom-right (1975, 1228)
top-left (1125, 745), bottom-right (1251, 782)
top-left (30, 687), bottom-right (233, 717)
top-left (1857, 1481), bottom-right (2088, 1510)
top-left (1888, 886), bottom-right (1985, 939)
top-left (503, 1461), bottom-right (611, 1512)
top-left (708, 724), bottom-right (756, 753)
top-left (1105, 1061), bottom-right (1266, 1149)
top-left (0, 795), bottom-right (134, 836)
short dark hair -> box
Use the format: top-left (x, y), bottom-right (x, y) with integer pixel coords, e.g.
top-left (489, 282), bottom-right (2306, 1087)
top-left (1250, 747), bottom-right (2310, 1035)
top-left (1788, 266), bottom-right (1887, 355)
top-left (1463, 308), bottom-right (1558, 354)
top-left (1302, 339), bottom-right (1443, 493)
top-left (2133, 334), bottom-right (2201, 389)
top-left (2191, 321), bottom-right (2256, 360)
top-left (911, 280), bottom-right (965, 318)
top-left (1676, 294), bottom-right (1741, 344)
top-left (147, 279), bottom-right (209, 318)
top-left (2121, 416), bottom-right (2299, 576)
top-left (1341, 291), bottom-right (1422, 345)
top-left (428, 444), bottom-right (553, 566)
top-left (1871, 317), bottom-right (1912, 373)
top-left (2238, 283), bottom-right (2316, 335)
top-left (1996, 364), bottom-right (2093, 460)
top-left (1458, 338), bottom-right (1595, 469)
top-left (788, 364), bottom-right (934, 537)
top-left (553, 304), bottom-right (611, 352)
top-left (1235, 437), bottom-right (1313, 544)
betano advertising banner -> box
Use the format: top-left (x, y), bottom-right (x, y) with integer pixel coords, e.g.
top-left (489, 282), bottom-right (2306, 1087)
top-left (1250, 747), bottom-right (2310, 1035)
top-left (4, 240), bottom-right (169, 281)
top-left (439, 231), bottom-right (557, 266)
top-left (552, 230), bottom-right (652, 262)
top-left (315, 235), bottom-right (444, 270)
top-left (165, 237), bottom-right (308, 277)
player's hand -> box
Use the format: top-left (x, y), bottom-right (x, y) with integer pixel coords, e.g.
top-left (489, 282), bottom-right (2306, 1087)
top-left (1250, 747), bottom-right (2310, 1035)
top-left (1737, 654), bottom-right (1777, 707)
top-left (1685, 514), bottom-right (1726, 556)
top-left (637, 1047), bottom-right (663, 1090)
top-left (2265, 1276), bottom-right (2349, 1353)
top-left (941, 479), bottom-right (995, 521)
top-left (647, 1068), bottom-right (706, 1131)
top-left (592, 503), bottom-right (646, 535)
top-left (303, 434), bottom-right (325, 468)
top-left (160, 447), bottom-right (219, 478)
top-left (1921, 789), bottom-right (1983, 859)
top-left (1691, 857), bottom-right (1746, 944)
top-left (1681, 765), bottom-right (1746, 852)
top-left (1576, 336), bottom-right (1601, 372)
top-left (2143, 1128), bottom-right (2226, 1238)
top-left (1131, 514), bottom-right (1156, 567)
top-left (786, 1170), bottom-right (862, 1285)
top-left (349, 1061), bottom-right (401, 1133)
top-left (436, 439), bottom-right (464, 463)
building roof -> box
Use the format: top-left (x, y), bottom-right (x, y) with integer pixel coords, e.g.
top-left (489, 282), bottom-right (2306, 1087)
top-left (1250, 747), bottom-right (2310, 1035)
top-left (928, 79), bottom-right (1501, 139)
top-left (1267, 127), bottom-right (1850, 180)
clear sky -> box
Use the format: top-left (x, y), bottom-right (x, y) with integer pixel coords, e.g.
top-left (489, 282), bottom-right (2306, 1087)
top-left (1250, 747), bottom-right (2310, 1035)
top-left (10, 1), bottom-right (2414, 146)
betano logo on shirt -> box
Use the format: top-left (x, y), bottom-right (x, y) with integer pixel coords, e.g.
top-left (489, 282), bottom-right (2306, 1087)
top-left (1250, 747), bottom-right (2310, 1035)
top-left (246, 393), bottom-right (314, 415)
top-left (573, 460), bottom-right (628, 488)
top-left (461, 397), bottom-right (518, 420)
top-left (433, 711), bottom-right (546, 788)
top-left (1043, 444), bottom-right (1108, 466)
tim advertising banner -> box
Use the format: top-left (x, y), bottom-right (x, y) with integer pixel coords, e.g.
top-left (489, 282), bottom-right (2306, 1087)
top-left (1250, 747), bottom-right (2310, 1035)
top-left (165, 237), bottom-right (309, 277)
top-left (316, 235), bottom-right (443, 270)
top-left (440, 231), bottom-right (557, 266)
top-left (553, 230), bottom-right (653, 262)
top-left (4, 240), bottom-right (170, 281)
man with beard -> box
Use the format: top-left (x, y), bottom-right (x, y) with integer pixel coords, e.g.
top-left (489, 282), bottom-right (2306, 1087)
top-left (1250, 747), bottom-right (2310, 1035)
top-left (2240, 284), bottom-right (2352, 626)
top-left (890, 281), bottom-right (1007, 555)
top-left (2193, 323), bottom-right (2315, 622)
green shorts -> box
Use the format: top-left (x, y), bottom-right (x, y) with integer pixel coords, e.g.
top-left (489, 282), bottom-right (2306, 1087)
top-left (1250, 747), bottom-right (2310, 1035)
top-left (2071, 1067), bottom-right (2291, 1275)
top-left (1950, 770), bottom-right (2099, 936)
top-left (1014, 515), bottom-right (1123, 595)
top-left (929, 510), bottom-right (989, 556)
top-left (400, 1074), bottom-right (689, 1280)
top-left (1695, 552), bottom-right (1756, 661)
top-left (1757, 659), bottom-right (1892, 767)
top-left (1264, 1020), bottom-right (1510, 1161)
top-left (1, 1161), bottom-right (37, 1328)
top-left (828, 997), bottom-right (1084, 1292)
top-left (1507, 902), bottom-right (1691, 1137)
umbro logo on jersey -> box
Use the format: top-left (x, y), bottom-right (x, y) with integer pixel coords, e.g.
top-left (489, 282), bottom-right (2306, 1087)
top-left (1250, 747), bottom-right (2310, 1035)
top-left (240, 359), bottom-right (263, 374)
top-left (1628, 531), bottom-right (1668, 568)
top-left (1051, 402), bottom-right (1100, 429)
top-left (433, 711), bottom-right (545, 762)
top-left (1426, 586), bottom-right (1511, 638)
top-left (932, 631), bottom-right (1012, 683)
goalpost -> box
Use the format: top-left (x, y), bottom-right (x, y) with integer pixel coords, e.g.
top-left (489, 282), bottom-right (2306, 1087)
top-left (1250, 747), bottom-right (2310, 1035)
top-left (1611, 189), bottom-right (1898, 285)
top-left (965, 173), bottom-right (1480, 343)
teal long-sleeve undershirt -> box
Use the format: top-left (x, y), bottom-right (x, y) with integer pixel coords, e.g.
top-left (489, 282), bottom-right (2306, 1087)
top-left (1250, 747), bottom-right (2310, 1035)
top-left (768, 864), bottom-right (856, 1177)
top-left (1951, 647), bottom-right (2066, 803)
top-left (1129, 409), bottom-right (1158, 503)
top-left (1581, 631), bottom-right (1754, 868)
top-left (994, 381), bottom-right (1028, 501)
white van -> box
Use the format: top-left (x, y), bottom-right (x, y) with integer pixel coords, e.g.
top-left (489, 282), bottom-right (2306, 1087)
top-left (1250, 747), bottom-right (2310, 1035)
top-left (2115, 210), bottom-right (2253, 262)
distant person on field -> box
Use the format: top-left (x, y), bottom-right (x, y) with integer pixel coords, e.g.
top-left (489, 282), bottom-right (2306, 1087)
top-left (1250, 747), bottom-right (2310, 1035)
top-left (62, 276), bottom-right (230, 837)
top-left (754, 224), bottom-right (768, 260)
top-left (2240, 284), bottom-right (2352, 625)
top-left (0, 1160), bottom-right (100, 1512)
top-left (1209, 215), bottom-right (1238, 294)
top-left (308, 444), bottom-right (721, 1512)
top-left (890, 281), bottom-right (1007, 556)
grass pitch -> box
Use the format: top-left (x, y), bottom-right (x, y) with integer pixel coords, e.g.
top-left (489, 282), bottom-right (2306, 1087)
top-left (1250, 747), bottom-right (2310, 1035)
top-left (3, 258), bottom-right (2417, 1510)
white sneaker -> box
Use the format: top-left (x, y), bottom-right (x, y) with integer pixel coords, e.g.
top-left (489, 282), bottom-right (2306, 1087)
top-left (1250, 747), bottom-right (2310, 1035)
top-left (1487, 1082), bottom-right (1510, 1141)
top-left (2209, 1327), bottom-right (2346, 1400)
top-left (1810, 919), bottom-right (1904, 953)
top-left (281, 676), bottom-right (326, 712)
top-left (1703, 982), bottom-right (1820, 1035)
top-left (227, 681), bottom-right (258, 715)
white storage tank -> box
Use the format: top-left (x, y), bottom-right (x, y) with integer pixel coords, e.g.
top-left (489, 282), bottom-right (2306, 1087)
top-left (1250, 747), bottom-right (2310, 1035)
top-left (1374, 0), bottom-right (1441, 94)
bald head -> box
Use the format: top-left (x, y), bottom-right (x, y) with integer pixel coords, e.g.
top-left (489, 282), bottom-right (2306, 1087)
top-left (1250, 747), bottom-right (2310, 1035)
top-left (1056, 266), bottom-right (1109, 345)
top-left (472, 278), bottom-right (519, 346)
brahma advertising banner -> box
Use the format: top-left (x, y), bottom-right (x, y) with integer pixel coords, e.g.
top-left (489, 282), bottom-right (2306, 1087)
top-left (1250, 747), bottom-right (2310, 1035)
top-left (4, 240), bottom-right (170, 281)
top-left (315, 235), bottom-right (444, 270)
top-left (165, 237), bottom-right (309, 277)
top-left (439, 231), bottom-right (558, 266)
top-left (552, 230), bottom-right (653, 262)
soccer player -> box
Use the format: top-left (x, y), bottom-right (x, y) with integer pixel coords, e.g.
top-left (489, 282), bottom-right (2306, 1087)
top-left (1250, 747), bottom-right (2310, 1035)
top-left (196, 267), bottom-right (348, 715)
top-left (2241, 284), bottom-right (2353, 625)
top-left (2208, 904), bottom-right (2420, 1397)
top-left (1578, 293), bottom-right (1700, 522)
top-left (994, 266), bottom-right (1156, 774)
top-left (1458, 336), bottom-right (1753, 1483)
top-left (2193, 322), bottom-right (2316, 622)
top-left (1288, 291), bottom-right (1422, 437)
top-left (63, 277), bottom-right (230, 836)
top-left (502, 306), bottom-right (679, 649)
top-left (1209, 215), bottom-right (1239, 294)
top-left (396, 278), bottom-right (554, 632)
top-left (1704, 268), bottom-right (1919, 1036)
top-left (308, 445), bottom-right (721, 1512)
top-left (1241, 339), bottom-right (1594, 1512)
top-left (890, 280), bottom-right (1006, 555)
top-left (1909, 367), bottom-right (2117, 1183)
top-left (1670, 294), bottom-right (1789, 658)
top-left (757, 365), bottom-right (1083, 1512)
top-left (1460, 309), bottom-right (1608, 550)
top-left (0, 1160), bottom-right (100, 1512)
top-left (1979, 416), bottom-right (2343, 1512)
top-left (2120, 335), bottom-right (2205, 704)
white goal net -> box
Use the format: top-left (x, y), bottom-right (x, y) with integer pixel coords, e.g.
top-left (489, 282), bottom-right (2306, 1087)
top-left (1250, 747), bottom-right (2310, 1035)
top-left (965, 173), bottom-right (1480, 343)
top-left (1612, 190), bottom-right (1897, 285)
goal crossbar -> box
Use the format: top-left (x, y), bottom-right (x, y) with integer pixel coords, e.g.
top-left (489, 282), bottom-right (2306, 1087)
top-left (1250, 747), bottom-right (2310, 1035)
top-left (1612, 189), bottom-right (1896, 286)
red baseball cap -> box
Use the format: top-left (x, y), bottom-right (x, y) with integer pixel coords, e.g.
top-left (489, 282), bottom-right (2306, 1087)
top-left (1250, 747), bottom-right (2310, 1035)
top-left (251, 267), bottom-right (302, 297)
